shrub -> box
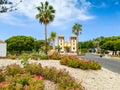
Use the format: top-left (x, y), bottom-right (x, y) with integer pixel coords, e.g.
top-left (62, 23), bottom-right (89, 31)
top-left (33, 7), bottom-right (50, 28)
top-left (60, 55), bottom-right (101, 70)
top-left (19, 53), bottom-right (29, 67)
top-left (0, 63), bottom-right (83, 90)
top-left (60, 55), bottom-right (69, 65)
top-left (29, 53), bottom-right (48, 60)
top-left (0, 68), bottom-right (5, 82)
top-left (4, 64), bottom-right (22, 76)
top-left (2, 74), bottom-right (44, 90)
top-left (43, 67), bottom-right (82, 90)
top-left (29, 54), bottom-right (38, 60)
top-left (79, 60), bottom-right (89, 70)
top-left (48, 53), bottom-right (61, 60)
top-left (68, 59), bottom-right (80, 68)
top-left (24, 63), bottom-right (43, 75)
top-left (39, 55), bottom-right (48, 60)
top-left (88, 61), bottom-right (101, 70)
top-left (7, 55), bottom-right (17, 60)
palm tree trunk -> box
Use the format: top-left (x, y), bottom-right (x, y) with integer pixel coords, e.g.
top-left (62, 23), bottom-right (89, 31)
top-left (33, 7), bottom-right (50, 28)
top-left (53, 40), bottom-right (55, 50)
top-left (45, 24), bottom-right (48, 55)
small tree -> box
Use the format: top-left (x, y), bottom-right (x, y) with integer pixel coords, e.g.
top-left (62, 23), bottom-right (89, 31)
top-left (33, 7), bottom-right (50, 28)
top-left (49, 32), bottom-right (56, 50)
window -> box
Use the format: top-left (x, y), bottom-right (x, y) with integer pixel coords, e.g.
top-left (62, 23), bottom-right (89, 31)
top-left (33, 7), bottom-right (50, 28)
top-left (73, 47), bottom-right (75, 50)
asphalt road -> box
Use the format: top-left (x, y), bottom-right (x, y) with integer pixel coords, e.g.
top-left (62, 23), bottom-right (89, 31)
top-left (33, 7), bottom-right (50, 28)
top-left (80, 53), bottom-right (120, 74)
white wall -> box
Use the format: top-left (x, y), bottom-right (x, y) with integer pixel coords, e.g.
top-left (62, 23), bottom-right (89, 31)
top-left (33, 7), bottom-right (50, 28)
top-left (0, 43), bottom-right (7, 57)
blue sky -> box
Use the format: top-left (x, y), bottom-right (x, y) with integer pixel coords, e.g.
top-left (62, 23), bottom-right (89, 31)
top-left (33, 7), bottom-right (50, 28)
top-left (0, 0), bottom-right (120, 43)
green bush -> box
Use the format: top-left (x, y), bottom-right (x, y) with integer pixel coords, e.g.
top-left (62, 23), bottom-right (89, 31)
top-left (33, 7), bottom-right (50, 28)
top-left (43, 67), bottom-right (82, 89)
top-left (39, 55), bottom-right (48, 60)
top-left (4, 64), bottom-right (22, 76)
top-left (20, 53), bottom-right (29, 67)
top-left (0, 68), bottom-right (5, 82)
top-left (24, 63), bottom-right (43, 75)
top-left (1, 74), bottom-right (44, 90)
top-left (68, 60), bottom-right (80, 68)
top-left (60, 55), bottom-right (101, 70)
top-left (7, 55), bottom-right (17, 60)
top-left (79, 61), bottom-right (89, 70)
top-left (29, 53), bottom-right (48, 60)
top-left (60, 55), bottom-right (70, 65)
top-left (88, 61), bottom-right (101, 70)
top-left (0, 63), bottom-right (83, 90)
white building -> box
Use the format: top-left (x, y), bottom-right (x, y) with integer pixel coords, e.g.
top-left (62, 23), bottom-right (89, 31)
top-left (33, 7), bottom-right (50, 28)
top-left (0, 40), bottom-right (7, 57)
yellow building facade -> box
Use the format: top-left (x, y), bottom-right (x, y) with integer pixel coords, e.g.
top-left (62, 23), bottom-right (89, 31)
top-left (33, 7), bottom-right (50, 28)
top-left (58, 35), bottom-right (77, 53)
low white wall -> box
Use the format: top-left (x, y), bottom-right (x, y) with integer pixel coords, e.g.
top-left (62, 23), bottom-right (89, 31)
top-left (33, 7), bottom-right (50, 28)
top-left (0, 43), bottom-right (7, 57)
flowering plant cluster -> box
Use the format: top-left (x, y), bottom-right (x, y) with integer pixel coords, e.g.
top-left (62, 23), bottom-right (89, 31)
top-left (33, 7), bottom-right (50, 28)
top-left (0, 63), bottom-right (83, 90)
top-left (60, 55), bottom-right (101, 70)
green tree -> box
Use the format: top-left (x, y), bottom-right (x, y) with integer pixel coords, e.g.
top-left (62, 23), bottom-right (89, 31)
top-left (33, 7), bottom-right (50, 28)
top-left (0, 0), bottom-right (22, 13)
top-left (36, 1), bottom-right (55, 55)
top-left (5, 36), bottom-right (34, 54)
top-left (114, 41), bottom-right (120, 51)
top-left (49, 32), bottom-right (56, 50)
top-left (72, 23), bottom-right (82, 55)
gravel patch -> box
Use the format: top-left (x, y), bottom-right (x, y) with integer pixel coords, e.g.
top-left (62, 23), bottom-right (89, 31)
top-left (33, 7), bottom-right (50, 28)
top-left (0, 59), bottom-right (120, 90)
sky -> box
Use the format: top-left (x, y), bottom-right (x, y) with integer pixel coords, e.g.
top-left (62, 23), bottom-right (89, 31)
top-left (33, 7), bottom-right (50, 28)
top-left (0, 0), bottom-right (120, 43)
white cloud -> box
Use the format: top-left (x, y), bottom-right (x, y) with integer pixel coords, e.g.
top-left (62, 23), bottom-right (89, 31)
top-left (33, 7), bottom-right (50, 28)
top-left (0, 0), bottom-right (94, 26)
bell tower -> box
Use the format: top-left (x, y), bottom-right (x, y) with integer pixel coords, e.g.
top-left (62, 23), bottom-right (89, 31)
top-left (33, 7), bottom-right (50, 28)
top-left (58, 35), bottom-right (64, 53)
top-left (70, 36), bottom-right (77, 53)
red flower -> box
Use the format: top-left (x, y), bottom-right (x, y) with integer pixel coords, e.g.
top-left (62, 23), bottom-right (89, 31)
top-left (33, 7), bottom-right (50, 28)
top-left (0, 82), bottom-right (4, 87)
top-left (36, 75), bottom-right (44, 80)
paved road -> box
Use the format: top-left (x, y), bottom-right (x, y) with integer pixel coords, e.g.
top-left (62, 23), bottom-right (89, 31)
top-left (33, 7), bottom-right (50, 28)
top-left (80, 53), bottom-right (120, 74)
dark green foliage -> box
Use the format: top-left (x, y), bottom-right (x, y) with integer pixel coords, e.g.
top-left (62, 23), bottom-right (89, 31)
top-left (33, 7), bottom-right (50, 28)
top-left (5, 36), bottom-right (35, 54)
top-left (99, 36), bottom-right (120, 54)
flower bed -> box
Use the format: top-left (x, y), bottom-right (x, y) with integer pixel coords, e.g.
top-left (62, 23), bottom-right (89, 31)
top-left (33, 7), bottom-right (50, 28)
top-left (60, 55), bottom-right (101, 70)
top-left (0, 63), bottom-right (83, 90)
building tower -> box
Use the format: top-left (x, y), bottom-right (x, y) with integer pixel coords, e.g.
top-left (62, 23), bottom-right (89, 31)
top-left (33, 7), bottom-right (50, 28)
top-left (58, 35), bottom-right (64, 53)
top-left (70, 35), bottom-right (77, 53)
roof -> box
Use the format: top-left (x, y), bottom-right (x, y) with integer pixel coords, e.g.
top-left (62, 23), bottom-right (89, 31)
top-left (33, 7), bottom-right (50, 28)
top-left (70, 35), bottom-right (77, 38)
top-left (58, 35), bottom-right (64, 38)
top-left (0, 40), bottom-right (5, 43)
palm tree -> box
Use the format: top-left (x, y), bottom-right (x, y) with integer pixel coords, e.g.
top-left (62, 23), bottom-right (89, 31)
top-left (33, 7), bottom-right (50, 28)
top-left (72, 23), bottom-right (82, 55)
top-left (36, 1), bottom-right (55, 55)
top-left (50, 32), bottom-right (56, 50)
